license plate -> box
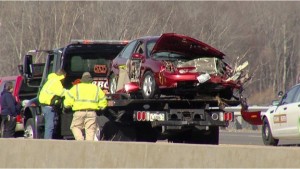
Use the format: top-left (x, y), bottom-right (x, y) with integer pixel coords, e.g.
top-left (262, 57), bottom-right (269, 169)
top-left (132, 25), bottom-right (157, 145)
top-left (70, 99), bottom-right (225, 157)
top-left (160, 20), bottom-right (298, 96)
top-left (149, 113), bottom-right (165, 121)
top-left (135, 111), bottom-right (165, 121)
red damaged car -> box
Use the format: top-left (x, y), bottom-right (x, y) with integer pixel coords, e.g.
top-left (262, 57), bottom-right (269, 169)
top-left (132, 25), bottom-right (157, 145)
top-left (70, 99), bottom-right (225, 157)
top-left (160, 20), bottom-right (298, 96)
top-left (109, 33), bottom-right (249, 100)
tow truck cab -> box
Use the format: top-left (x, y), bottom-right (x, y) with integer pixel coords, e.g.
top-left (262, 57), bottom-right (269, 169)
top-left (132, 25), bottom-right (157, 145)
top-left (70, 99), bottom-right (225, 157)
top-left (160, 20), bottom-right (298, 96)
top-left (21, 40), bottom-right (128, 139)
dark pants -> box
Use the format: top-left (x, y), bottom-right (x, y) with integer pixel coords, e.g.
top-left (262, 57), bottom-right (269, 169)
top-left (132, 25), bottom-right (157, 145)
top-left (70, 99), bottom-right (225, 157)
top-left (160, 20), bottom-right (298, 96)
top-left (42, 106), bottom-right (55, 139)
top-left (1, 115), bottom-right (16, 138)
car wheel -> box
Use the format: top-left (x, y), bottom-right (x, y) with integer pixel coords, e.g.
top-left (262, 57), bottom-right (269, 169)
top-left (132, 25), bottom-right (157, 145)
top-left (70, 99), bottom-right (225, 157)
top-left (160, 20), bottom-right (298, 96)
top-left (24, 118), bottom-right (36, 139)
top-left (141, 71), bottom-right (158, 99)
top-left (109, 73), bottom-right (117, 94)
top-left (262, 118), bottom-right (279, 146)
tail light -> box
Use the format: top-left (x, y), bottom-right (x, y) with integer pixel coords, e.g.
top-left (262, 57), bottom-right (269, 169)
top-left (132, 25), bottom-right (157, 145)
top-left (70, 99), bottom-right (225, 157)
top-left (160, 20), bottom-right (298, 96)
top-left (136, 111), bottom-right (147, 121)
top-left (223, 112), bottom-right (233, 121)
top-left (16, 115), bottom-right (23, 123)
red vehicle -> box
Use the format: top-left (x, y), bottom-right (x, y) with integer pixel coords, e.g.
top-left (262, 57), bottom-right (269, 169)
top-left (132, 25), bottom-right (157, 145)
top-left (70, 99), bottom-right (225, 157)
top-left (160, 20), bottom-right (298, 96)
top-left (0, 75), bottom-right (39, 136)
top-left (109, 33), bottom-right (249, 100)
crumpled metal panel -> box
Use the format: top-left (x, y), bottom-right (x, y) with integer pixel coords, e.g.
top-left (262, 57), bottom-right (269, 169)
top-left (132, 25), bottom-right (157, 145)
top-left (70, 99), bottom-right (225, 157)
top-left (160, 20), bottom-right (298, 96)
top-left (176, 57), bottom-right (219, 74)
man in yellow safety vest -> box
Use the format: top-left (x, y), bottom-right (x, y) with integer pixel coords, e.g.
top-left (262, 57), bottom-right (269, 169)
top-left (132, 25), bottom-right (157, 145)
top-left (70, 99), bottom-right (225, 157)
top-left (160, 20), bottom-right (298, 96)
top-left (64, 72), bottom-right (107, 141)
top-left (38, 69), bottom-right (66, 139)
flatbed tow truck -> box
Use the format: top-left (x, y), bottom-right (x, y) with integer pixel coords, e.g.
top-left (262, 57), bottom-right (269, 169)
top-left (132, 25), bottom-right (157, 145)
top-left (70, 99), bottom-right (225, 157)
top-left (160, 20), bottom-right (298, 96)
top-left (20, 39), bottom-right (247, 145)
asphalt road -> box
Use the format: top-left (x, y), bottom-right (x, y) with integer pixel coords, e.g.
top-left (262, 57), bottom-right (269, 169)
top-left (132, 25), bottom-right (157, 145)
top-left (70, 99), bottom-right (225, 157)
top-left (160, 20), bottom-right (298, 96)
top-left (220, 130), bottom-right (300, 146)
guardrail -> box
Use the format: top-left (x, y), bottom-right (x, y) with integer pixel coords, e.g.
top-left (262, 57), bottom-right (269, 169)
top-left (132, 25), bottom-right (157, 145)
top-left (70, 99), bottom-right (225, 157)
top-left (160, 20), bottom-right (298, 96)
top-left (1, 139), bottom-right (300, 168)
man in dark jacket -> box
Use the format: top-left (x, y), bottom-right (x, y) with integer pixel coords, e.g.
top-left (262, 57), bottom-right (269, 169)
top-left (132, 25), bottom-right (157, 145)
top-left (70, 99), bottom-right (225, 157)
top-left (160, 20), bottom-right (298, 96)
top-left (0, 81), bottom-right (21, 138)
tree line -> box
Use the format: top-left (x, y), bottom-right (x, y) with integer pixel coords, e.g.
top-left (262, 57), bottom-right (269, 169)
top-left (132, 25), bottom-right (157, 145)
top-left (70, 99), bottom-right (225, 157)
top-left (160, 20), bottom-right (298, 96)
top-left (0, 1), bottom-right (299, 105)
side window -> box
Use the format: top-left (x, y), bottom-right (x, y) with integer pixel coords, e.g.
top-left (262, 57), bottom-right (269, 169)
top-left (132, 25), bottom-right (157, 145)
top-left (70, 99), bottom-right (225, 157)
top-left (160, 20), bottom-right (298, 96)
top-left (134, 41), bottom-right (145, 55)
top-left (280, 86), bottom-right (300, 105)
top-left (120, 40), bottom-right (137, 59)
top-left (146, 40), bottom-right (156, 58)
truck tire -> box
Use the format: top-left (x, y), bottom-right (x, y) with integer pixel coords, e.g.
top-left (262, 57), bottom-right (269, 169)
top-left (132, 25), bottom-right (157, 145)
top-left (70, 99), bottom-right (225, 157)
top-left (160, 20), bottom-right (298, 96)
top-left (24, 118), bottom-right (36, 139)
top-left (168, 131), bottom-right (192, 143)
top-left (100, 121), bottom-right (136, 141)
top-left (186, 127), bottom-right (219, 145)
top-left (205, 126), bottom-right (219, 145)
top-left (95, 115), bottom-right (109, 141)
top-left (135, 123), bottom-right (158, 142)
top-left (262, 118), bottom-right (279, 146)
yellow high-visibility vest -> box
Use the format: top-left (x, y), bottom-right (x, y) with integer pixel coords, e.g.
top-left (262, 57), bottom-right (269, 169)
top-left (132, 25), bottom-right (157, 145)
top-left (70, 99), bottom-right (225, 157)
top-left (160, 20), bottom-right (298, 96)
top-left (64, 83), bottom-right (107, 111)
top-left (38, 73), bottom-right (66, 105)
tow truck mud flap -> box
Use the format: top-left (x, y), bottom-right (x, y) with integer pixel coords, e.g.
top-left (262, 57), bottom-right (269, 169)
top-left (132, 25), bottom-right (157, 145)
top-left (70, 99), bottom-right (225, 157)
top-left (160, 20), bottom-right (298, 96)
top-left (241, 110), bottom-right (263, 125)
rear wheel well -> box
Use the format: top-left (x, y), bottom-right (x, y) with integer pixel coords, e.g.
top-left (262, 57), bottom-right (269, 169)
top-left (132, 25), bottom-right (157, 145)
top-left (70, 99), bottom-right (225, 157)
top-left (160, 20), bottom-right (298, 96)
top-left (23, 107), bottom-right (33, 124)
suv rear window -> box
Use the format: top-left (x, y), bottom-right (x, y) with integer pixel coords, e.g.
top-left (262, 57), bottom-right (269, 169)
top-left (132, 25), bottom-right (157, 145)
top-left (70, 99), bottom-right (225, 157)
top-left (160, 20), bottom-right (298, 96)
top-left (62, 43), bottom-right (127, 89)
top-left (63, 43), bottom-right (126, 76)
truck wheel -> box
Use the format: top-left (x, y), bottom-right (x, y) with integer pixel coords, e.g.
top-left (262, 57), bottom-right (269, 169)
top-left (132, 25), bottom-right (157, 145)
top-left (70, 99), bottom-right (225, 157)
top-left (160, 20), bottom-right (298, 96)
top-left (109, 73), bottom-right (117, 94)
top-left (168, 131), bottom-right (192, 143)
top-left (187, 127), bottom-right (219, 145)
top-left (136, 123), bottom-right (158, 142)
top-left (205, 126), bottom-right (219, 145)
top-left (24, 118), bottom-right (36, 139)
top-left (262, 118), bottom-right (279, 146)
top-left (141, 71), bottom-right (159, 99)
top-left (101, 121), bottom-right (136, 141)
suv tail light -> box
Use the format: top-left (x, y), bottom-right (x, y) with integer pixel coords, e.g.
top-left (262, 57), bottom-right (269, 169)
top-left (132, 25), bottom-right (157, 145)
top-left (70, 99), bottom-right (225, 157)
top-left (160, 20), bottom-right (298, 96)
top-left (16, 115), bottom-right (23, 123)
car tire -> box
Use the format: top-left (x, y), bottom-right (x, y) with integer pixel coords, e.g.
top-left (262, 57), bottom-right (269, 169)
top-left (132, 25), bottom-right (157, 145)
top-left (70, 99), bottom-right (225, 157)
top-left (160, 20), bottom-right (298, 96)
top-left (109, 73), bottom-right (117, 94)
top-left (262, 118), bottom-right (279, 146)
top-left (141, 71), bottom-right (158, 99)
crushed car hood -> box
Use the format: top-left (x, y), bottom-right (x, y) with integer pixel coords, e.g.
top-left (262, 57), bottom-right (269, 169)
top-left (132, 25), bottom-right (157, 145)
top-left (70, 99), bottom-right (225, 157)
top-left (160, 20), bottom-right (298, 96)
top-left (151, 33), bottom-right (225, 59)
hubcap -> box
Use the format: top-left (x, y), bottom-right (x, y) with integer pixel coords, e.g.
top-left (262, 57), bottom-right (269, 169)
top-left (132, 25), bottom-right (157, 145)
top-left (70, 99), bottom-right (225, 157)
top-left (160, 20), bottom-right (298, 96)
top-left (264, 125), bottom-right (269, 138)
top-left (24, 126), bottom-right (34, 139)
top-left (143, 75), bottom-right (153, 97)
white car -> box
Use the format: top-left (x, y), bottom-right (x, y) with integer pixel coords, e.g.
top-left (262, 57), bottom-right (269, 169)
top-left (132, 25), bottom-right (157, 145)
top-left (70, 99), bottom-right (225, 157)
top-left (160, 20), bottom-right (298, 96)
top-left (262, 84), bottom-right (300, 146)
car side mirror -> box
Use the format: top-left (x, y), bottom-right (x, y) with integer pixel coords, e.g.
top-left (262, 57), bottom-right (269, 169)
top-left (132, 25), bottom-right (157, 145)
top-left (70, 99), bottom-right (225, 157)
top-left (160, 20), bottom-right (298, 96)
top-left (272, 100), bottom-right (280, 106)
top-left (131, 53), bottom-right (145, 63)
top-left (23, 54), bottom-right (33, 78)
